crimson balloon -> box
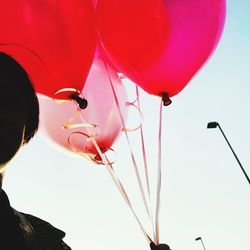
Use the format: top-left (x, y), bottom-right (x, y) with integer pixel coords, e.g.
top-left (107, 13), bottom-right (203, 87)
top-left (0, 0), bottom-right (96, 98)
top-left (97, 0), bottom-right (226, 98)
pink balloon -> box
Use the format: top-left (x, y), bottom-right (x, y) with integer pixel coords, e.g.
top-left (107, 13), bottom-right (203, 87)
top-left (97, 0), bottom-right (226, 98)
top-left (39, 57), bottom-right (128, 160)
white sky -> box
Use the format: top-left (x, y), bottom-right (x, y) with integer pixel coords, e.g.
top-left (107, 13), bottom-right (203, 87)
top-left (3, 1), bottom-right (250, 250)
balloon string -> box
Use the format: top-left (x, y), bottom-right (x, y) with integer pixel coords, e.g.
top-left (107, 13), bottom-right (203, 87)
top-left (135, 86), bottom-right (155, 240)
top-left (74, 105), bottom-right (150, 241)
top-left (53, 88), bottom-right (81, 103)
top-left (53, 91), bottom-right (97, 131)
top-left (61, 89), bottom-right (154, 244)
top-left (63, 108), bottom-right (97, 130)
top-left (86, 131), bottom-right (152, 243)
top-left (103, 62), bottom-right (152, 223)
top-left (122, 101), bottom-right (143, 132)
top-left (62, 99), bottom-right (149, 239)
top-left (155, 102), bottom-right (163, 245)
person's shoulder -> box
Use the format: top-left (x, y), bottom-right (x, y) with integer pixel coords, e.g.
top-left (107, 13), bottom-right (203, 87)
top-left (22, 212), bottom-right (65, 240)
top-left (16, 210), bottom-right (71, 250)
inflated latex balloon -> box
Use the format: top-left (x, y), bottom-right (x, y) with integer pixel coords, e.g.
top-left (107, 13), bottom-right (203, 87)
top-left (97, 0), bottom-right (226, 98)
top-left (0, 0), bottom-right (96, 99)
top-left (39, 57), bottom-right (128, 160)
top-left (92, 0), bottom-right (97, 8)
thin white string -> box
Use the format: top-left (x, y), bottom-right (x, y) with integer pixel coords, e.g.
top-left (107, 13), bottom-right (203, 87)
top-left (103, 61), bottom-right (152, 222)
top-left (70, 102), bottom-right (153, 243)
top-left (135, 86), bottom-right (156, 241)
top-left (155, 101), bottom-right (163, 245)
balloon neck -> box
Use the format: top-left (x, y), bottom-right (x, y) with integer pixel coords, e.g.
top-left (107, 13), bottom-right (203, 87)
top-left (94, 153), bottom-right (102, 162)
top-left (71, 94), bottom-right (88, 109)
top-left (161, 92), bottom-right (172, 106)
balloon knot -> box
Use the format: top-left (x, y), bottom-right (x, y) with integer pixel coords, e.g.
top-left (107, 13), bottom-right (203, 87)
top-left (94, 153), bottom-right (102, 161)
top-left (71, 94), bottom-right (88, 109)
top-left (161, 92), bottom-right (172, 106)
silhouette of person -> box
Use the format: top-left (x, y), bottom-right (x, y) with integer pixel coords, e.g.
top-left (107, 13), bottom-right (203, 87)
top-left (150, 241), bottom-right (171, 250)
top-left (0, 52), bottom-right (71, 249)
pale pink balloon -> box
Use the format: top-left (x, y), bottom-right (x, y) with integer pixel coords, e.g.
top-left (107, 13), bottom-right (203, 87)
top-left (39, 57), bottom-right (128, 159)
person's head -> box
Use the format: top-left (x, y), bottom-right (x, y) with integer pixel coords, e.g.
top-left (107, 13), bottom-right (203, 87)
top-left (0, 52), bottom-right (39, 183)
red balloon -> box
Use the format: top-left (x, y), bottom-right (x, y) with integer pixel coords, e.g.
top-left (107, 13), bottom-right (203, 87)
top-left (38, 57), bottom-right (128, 160)
top-left (92, 0), bottom-right (97, 8)
top-left (0, 0), bottom-right (96, 98)
top-left (97, 0), bottom-right (226, 98)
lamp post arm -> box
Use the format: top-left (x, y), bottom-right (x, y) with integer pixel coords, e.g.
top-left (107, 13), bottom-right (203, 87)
top-left (217, 124), bottom-right (250, 185)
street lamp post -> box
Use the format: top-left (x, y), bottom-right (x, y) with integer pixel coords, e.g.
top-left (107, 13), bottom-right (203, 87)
top-left (207, 121), bottom-right (250, 185)
top-left (195, 237), bottom-right (206, 250)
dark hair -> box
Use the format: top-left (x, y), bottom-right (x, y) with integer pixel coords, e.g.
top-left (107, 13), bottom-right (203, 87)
top-left (0, 52), bottom-right (39, 144)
